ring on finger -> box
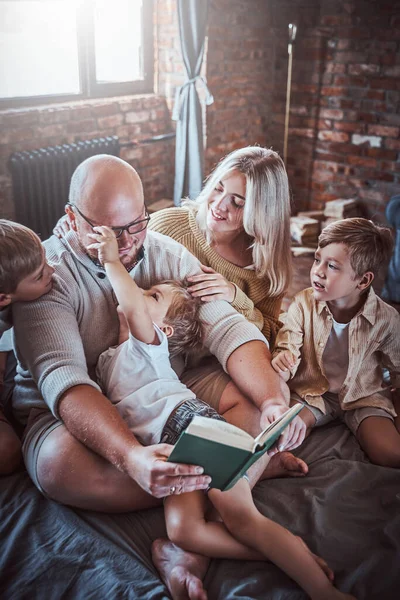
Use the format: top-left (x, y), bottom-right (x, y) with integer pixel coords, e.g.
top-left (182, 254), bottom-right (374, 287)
top-left (169, 485), bottom-right (176, 495)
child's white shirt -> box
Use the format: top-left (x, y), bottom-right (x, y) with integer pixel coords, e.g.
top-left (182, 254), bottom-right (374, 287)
top-left (96, 325), bottom-right (196, 446)
top-left (322, 318), bottom-right (350, 394)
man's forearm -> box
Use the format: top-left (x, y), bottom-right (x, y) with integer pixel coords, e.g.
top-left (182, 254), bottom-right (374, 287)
top-left (59, 384), bottom-right (141, 473)
top-left (226, 340), bottom-right (289, 411)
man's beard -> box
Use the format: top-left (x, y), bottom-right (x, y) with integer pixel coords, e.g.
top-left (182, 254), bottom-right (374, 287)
top-left (119, 244), bottom-right (142, 270)
top-left (83, 240), bottom-right (142, 271)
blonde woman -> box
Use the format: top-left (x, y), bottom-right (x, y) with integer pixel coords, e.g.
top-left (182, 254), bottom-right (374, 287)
top-left (149, 146), bottom-right (293, 423)
top-left (151, 146), bottom-right (291, 344)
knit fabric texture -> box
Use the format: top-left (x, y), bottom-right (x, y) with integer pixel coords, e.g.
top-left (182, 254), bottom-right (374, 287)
top-left (149, 207), bottom-right (283, 346)
top-left (12, 229), bottom-right (267, 424)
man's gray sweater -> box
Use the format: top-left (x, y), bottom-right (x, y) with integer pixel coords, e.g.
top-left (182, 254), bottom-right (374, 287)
top-left (12, 229), bottom-right (266, 424)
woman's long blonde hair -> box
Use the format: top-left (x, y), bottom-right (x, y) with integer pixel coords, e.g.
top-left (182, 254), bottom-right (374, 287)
top-left (185, 146), bottom-right (292, 296)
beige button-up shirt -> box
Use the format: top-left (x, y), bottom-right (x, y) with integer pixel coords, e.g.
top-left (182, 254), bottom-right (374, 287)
top-left (273, 287), bottom-right (400, 416)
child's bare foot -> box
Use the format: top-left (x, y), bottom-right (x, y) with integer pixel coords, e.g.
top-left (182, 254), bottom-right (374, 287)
top-left (152, 538), bottom-right (209, 600)
top-left (262, 451), bottom-right (308, 480)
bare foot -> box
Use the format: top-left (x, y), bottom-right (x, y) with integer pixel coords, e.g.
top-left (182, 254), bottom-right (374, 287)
top-left (261, 451), bottom-right (308, 480)
top-left (152, 538), bottom-right (209, 600)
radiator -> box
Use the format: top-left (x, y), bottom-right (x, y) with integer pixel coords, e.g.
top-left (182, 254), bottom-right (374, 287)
top-left (8, 136), bottom-right (120, 240)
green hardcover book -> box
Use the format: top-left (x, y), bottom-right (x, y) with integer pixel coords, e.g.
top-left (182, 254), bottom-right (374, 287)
top-left (168, 403), bottom-right (303, 491)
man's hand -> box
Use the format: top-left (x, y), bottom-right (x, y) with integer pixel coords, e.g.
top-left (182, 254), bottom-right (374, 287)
top-left (272, 350), bottom-right (296, 374)
top-left (87, 226), bottom-right (120, 265)
top-left (126, 444), bottom-right (212, 498)
top-left (260, 402), bottom-right (306, 453)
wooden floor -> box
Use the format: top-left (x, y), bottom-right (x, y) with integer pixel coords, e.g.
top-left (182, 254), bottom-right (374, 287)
top-left (284, 253), bottom-right (400, 314)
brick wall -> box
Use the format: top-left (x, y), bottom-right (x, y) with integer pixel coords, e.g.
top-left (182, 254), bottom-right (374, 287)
top-left (0, 94), bottom-right (175, 219)
top-left (267, 0), bottom-right (400, 218)
top-left (0, 0), bottom-right (399, 222)
top-left (205, 0), bottom-right (273, 173)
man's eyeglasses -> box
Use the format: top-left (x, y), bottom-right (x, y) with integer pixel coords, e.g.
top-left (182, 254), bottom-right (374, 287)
top-left (68, 203), bottom-right (150, 238)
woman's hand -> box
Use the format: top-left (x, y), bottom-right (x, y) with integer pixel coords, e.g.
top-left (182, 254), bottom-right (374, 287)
top-left (187, 264), bottom-right (236, 303)
top-left (53, 214), bottom-right (71, 238)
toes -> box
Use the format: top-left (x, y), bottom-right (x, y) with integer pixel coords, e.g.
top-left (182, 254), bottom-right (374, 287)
top-left (281, 452), bottom-right (308, 474)
top-left (187, 576), bottom-right (208, 600)
top-left (170, 567), bottom-right (207, 600)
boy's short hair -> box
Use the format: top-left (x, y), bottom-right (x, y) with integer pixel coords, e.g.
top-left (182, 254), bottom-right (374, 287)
top-left (0, 220), bottom-right (43, 294)
top-left (161, 280), bottom-right (203, 357)
top-left (318, 217), bottom-right (394, 278)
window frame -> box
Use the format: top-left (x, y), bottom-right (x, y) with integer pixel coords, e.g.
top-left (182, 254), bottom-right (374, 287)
top-left (0, 0), bottom-right (154, 109)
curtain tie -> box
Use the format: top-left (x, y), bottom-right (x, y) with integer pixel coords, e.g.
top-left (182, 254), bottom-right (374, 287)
top-left (172, 75), bottom-right (214, 121)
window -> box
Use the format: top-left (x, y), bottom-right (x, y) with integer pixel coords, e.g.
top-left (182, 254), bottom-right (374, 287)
top-left (0, 0), bottom-right (153, 107)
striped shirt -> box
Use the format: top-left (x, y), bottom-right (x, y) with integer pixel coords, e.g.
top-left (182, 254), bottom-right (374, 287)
top-left (273, 287), bottom-right (400, 415)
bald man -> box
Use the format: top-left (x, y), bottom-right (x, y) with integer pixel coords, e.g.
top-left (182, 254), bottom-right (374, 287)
top-left (13, 155), bottom-right (305, 599)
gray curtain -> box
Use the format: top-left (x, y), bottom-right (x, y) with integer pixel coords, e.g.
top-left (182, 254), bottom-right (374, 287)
top-left (172, 0), bottom-right (213, 205)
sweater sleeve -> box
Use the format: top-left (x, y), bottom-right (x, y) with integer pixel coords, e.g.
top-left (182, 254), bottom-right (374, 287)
top-left (256, 293), bottom-right (284, 349)
top-left (231, 284), bottom-right (264, 330)
top-left (165, 245), bottom-right (269, 370)
top-left (13, 281), bottom-right (101, 419)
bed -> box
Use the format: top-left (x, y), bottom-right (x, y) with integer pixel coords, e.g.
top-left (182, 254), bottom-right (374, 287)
top-left (0, 420), bottom-right (399, 600)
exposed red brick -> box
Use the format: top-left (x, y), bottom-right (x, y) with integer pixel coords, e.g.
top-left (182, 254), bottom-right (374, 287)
top-left (367, 148), bottom-right (398, 160)
top-left (0, 0), bottom-right (399, 220)
top-left (319, 108), bottom-right (344, 120)
top-left (318, 130), bottom-right (349, 143)
top-left (347, 156), bottom-right (378, 168)
top-left (97, 114), bottom-right (124, 129)
top-left (92, 103), bottom-right (120, 117)
top-left (368, 124), bottom-right (399, 137)
top-left (384, 138), bottom-right (400, 150)
top-left (348, 63), bottom-right (380, 75)
top-left (321, 86), bottom-right (348, 97)
top-left (334, 121), bottom-right (366, 133)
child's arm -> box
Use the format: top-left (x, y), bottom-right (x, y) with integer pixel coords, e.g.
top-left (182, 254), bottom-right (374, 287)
top-left (87, 226), bottom-right (158, 345)
top-left (271, 351), bottom-right (296, 381)
top-left (272, 295), bottom-right (306, 380)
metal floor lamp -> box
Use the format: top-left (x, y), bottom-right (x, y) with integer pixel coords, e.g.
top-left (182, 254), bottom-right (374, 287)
top-left (283, 24), bottom-right (297, 165)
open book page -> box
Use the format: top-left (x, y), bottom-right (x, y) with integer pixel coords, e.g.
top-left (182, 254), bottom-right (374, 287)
top-left (252, 404), bottom-right (303, 451)
top-left (185, 416), bottom-right (255, 451)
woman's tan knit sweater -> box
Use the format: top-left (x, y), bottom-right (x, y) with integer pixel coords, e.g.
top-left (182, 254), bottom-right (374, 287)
top-left (149, 207), bottom-right (283, 346)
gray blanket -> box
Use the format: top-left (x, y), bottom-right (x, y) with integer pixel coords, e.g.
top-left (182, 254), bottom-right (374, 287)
top-left (0, 421), bottom-right (399, 599)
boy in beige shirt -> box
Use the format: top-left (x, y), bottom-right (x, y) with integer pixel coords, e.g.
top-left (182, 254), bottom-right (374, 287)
top-left (272, 218), bottom-right (400, 467)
